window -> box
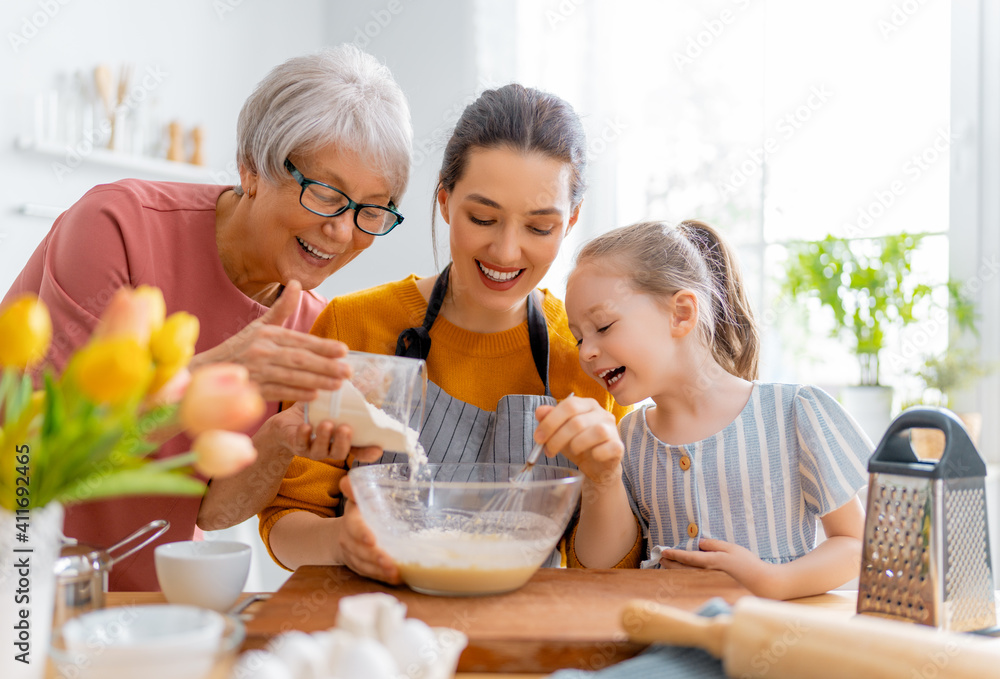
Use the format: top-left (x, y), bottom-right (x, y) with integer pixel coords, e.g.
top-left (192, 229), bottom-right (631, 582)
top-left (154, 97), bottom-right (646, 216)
top-left (477, 0), bottom-right (952, 392)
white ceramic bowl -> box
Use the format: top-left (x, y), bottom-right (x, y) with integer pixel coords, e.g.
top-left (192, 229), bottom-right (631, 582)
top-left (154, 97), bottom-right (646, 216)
top-left (51, 604), bottom-right (243, 679)
top-left (154, 540), bottom-right (251, 612)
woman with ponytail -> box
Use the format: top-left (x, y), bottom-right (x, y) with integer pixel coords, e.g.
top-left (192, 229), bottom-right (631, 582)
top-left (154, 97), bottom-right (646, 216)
top-left (259, 84), bottom-right (631, 583)
top-left (560, 220), bottom-right (874, 600)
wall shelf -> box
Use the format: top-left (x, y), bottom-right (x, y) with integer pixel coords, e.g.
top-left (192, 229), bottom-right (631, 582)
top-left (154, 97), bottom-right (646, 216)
top-left (13, 135), bottom-right (227, 183)
top-left (18, 203), bottom-right (66, 219)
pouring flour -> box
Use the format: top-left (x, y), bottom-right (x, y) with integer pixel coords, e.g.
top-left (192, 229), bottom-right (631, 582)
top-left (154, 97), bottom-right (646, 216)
top-left (305, 351), bottom-right (428, 469)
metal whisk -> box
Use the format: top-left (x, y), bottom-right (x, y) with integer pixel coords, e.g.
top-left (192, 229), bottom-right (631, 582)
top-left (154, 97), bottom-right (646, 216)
top-left (476, 443), bottom-right (543, 521)
top-left (478, 393), bottom-right (574, 519)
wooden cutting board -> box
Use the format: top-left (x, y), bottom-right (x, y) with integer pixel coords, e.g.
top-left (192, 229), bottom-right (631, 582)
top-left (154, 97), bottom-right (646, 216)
top-left (244, 566), bottom-right (750, 673)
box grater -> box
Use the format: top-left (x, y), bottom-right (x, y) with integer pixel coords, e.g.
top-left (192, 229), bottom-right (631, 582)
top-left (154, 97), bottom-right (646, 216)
top-left (858, 407), bottom-right (996, 631)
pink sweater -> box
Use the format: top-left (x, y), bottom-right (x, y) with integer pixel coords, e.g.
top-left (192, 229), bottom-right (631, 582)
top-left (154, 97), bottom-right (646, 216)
top-left (4, 180), bottom-right (327, 590)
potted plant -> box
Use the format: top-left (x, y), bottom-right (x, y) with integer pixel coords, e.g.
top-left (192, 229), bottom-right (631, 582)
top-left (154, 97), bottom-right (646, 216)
top-left (779, 232), bottom-right (971, 442)
top-left (904, 347), bottom-right (994, 457)
top-left (0, 288), bottom-right (264, 679)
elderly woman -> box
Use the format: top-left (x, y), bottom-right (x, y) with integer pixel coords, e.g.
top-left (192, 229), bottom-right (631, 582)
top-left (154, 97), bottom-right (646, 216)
top-left (2, 45), bottom-right (412, 590)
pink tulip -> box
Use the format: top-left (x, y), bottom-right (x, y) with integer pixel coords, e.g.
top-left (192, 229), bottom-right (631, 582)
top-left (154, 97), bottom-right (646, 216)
top-left (145, 367), bottom-right (192, 408)
top-left (179, 363), bottom-right (266, 435)
top-left (191, 430), bottom-right (257, 477)
top-left (94, 286), bottom-right (165, 345)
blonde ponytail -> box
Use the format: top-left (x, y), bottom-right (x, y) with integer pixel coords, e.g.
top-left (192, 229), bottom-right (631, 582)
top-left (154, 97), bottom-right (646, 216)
top-left (675, 220), bottom-right (759, 381)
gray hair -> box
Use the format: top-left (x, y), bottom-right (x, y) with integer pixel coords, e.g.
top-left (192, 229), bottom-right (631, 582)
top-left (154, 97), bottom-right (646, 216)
top-left (235, 44), bottom-right (412, 203)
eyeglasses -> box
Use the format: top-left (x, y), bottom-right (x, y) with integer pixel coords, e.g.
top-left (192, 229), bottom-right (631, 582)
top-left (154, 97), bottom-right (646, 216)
top-left (284, 158), bottom-right (404, 236)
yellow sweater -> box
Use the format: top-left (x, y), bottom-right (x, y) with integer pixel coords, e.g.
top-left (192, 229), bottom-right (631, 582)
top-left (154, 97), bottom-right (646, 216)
top-left (259, 275), bottom-right (630, 566)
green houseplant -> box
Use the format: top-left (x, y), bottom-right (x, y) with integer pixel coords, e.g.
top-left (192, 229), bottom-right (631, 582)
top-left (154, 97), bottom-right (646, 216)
top-left (779, 232), bottom-right (974, 441)
top-left (913, 348), bottom-right (990, 408)
top-left (907, 347), bottom-right (994, 453)
top-left (781, 232), bottom-right (933, 386)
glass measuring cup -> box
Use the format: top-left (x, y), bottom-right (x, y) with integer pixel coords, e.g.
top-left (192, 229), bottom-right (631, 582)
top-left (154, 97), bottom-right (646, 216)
top-left (306, 351), bottom-right (427, 453)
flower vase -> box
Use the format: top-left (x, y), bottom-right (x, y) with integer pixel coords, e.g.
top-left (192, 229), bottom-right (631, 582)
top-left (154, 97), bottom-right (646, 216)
top-left (0, 502), bottom-right (63, 679)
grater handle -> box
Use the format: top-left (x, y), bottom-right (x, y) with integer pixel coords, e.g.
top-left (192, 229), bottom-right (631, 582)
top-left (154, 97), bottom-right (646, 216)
top-left (869, 406), bottom-right (986, 479)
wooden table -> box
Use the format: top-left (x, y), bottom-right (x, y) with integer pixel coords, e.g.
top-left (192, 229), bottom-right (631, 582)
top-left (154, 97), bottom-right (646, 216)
top-left (246, 566), bottom-right (752, 673)
top-left (43, 575), bottom-right (864, 679)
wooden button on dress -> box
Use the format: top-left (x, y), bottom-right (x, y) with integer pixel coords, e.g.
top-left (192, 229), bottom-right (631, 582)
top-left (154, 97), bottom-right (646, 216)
top-left (679, 455), bottom-right (691, 471)
top-left (687, 522), bottom-right (699, 538)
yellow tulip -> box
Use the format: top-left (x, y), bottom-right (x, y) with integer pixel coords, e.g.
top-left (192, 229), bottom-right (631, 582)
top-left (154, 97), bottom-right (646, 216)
top-left (150, 312), bottom-right (199, 366)
top-left (0, 294), bottom-right (52, 369)
top-left (74, 338), bottom-right (154, 405)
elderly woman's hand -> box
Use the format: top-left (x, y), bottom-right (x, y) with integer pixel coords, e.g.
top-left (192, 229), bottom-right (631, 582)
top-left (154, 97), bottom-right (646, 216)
top-left (192, 280), bottom-right (350, 402)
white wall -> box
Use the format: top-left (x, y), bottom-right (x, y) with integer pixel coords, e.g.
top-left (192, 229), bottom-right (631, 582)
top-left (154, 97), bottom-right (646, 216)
top-left (2, 0), bottom-right (482, 300)
top-left (1, 0), bottom-right (328, 295)
top-left (314, 0), bottom-right (480, 299)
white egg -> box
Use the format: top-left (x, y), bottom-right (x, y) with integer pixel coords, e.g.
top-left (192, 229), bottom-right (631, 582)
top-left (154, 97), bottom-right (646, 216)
top-left (231, 650), bottom-right (294, 679)
top-left (311, 628), bottom-right (354, 668)
top-left (266, 631), bottom-right (327, 679)
top-left (332, 638), bottom-right (399, 679)
top-left (335, 592), bottom-right (407, 640)
top-left (384, 618), bottom-right (440, 677)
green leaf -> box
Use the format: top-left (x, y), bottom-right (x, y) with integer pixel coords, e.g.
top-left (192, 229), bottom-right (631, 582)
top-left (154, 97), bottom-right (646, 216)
top-left (135, 403), bottom-right (179, 432)
top-left (0, 368), bottom-right (16, 415)
top-left (41, 372), bottom-right (64, 440)
top-left (4, 373), bottom-right (34, 424)
top-left (56, 469), bottom-right (205, 505)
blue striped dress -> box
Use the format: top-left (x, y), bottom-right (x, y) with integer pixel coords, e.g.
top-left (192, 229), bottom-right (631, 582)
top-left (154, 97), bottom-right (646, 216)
top-left (620, 382), bottom-right (873, 568)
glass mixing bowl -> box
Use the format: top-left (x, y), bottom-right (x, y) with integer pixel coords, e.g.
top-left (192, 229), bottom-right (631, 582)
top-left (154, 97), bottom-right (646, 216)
top-left (349, 463), bottom-right (583, 596)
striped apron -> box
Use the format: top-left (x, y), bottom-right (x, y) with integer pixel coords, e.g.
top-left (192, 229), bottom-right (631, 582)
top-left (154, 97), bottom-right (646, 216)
top-left (390, 264), bottom-right (575, 471)
top-left (392, 265), bottom-right (575, 566)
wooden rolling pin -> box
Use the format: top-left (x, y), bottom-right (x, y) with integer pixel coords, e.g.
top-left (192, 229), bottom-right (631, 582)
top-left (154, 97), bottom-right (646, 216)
top-left (621, 597), bottom-right (1000, 679)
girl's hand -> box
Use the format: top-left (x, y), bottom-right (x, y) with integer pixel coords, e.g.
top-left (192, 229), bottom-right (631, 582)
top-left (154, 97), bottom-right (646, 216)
top-left (254, 402), bottom-right (383, 464)
top-left (659, 538), bottom-right (779, 597)
top-left (337, 476), bottom-right (401, 584)
top-left (534, 396), bottom-right (624, 488)
top-left (192, 280), bottom-right (351, 403)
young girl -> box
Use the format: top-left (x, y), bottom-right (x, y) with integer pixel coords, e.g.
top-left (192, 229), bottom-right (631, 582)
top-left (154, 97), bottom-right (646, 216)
top-left (555, 219), bottom-right (873, 599)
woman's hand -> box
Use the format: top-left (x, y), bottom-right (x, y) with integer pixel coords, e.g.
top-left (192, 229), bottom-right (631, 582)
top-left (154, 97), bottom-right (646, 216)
top-left (534, 395), bottom-right (624, 488)
top-left (258, 402), bottom-right (383, 464)
top-left (191, 280), bottom-right (350, 403)
top-left (337, 475), bottom-right (401, 584)
top-left (198, 405), bottom-right (382, 530)
top-left (659, 539), bottom-right (779, 597)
